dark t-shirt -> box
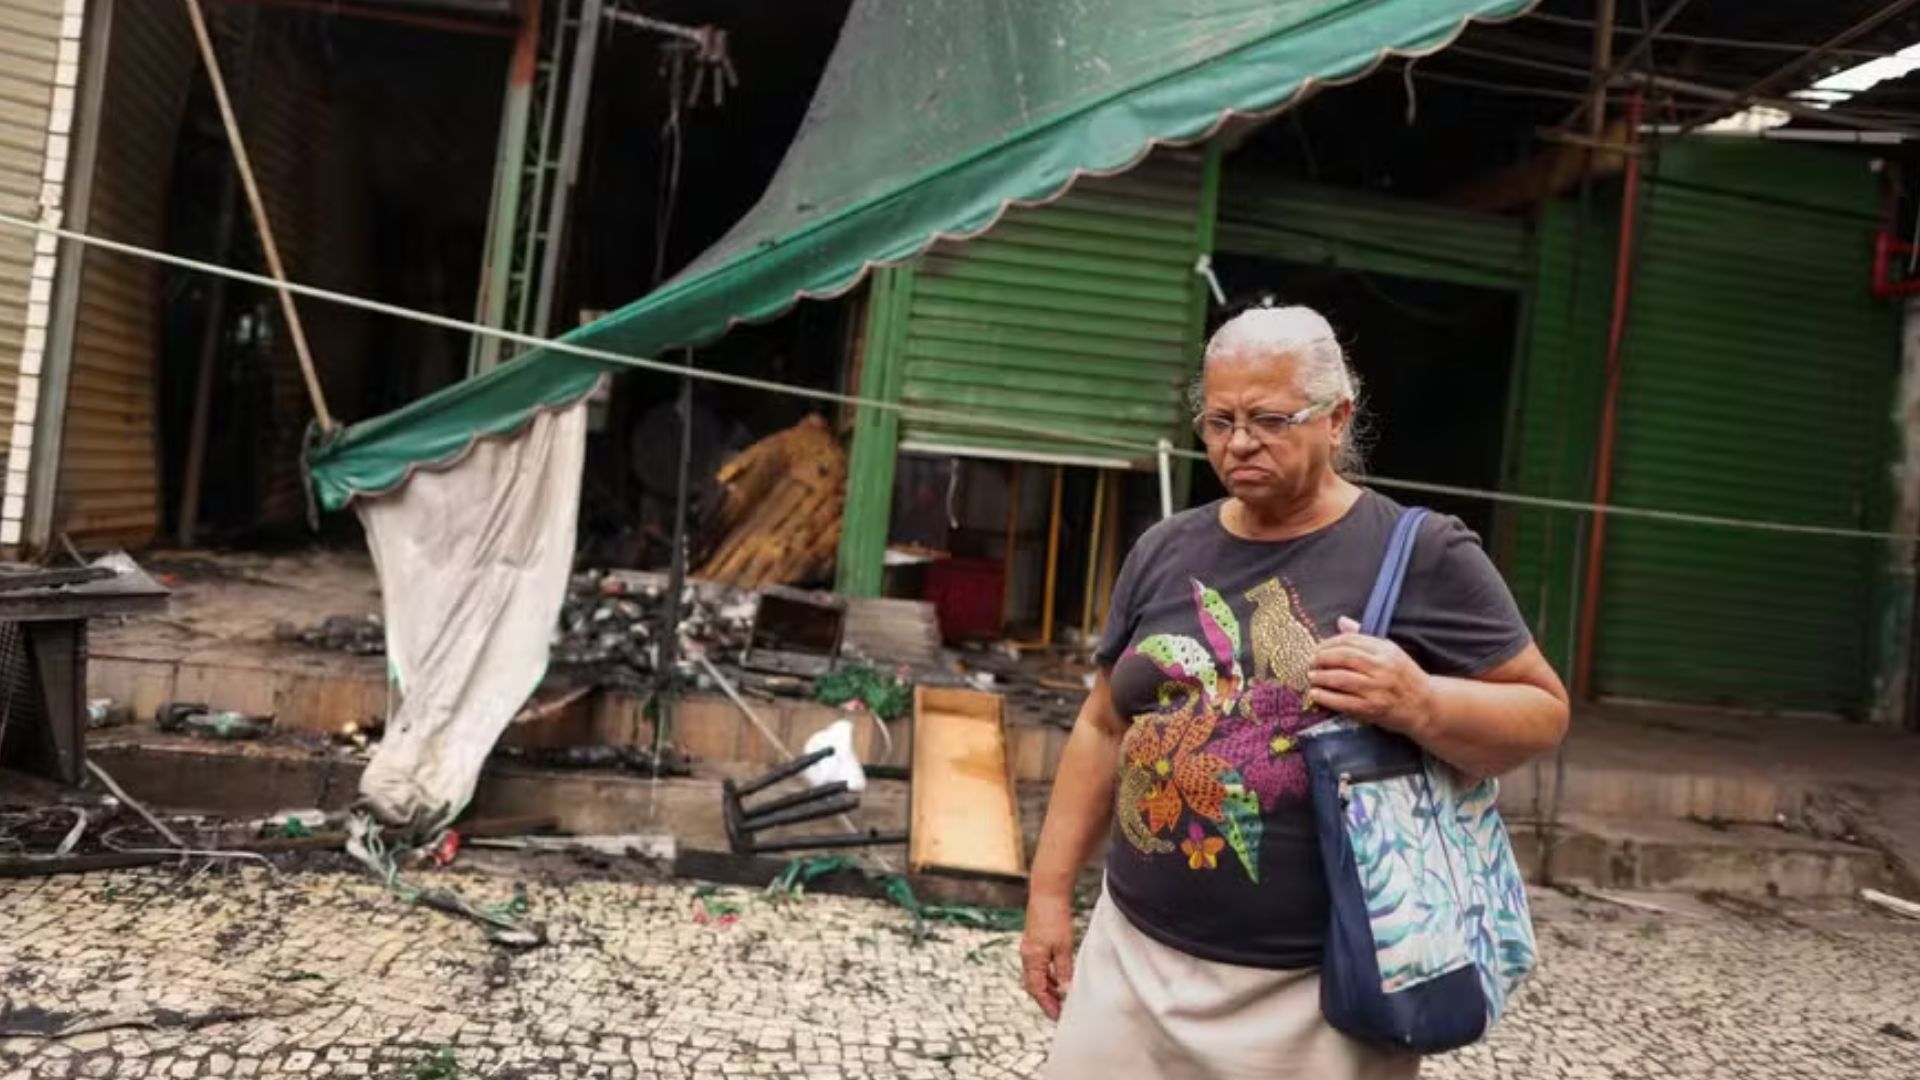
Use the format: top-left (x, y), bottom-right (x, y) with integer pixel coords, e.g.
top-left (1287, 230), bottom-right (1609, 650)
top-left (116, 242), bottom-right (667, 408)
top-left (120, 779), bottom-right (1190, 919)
top-left (1095, 490), bottom-right (1533, 968)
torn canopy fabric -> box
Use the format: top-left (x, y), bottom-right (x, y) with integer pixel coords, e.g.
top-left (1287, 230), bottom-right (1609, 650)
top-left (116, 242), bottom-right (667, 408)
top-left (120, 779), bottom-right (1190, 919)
top-left (355, 399), bottom-right (588, 827)
top-left (307, 0), bottom-right (1536, 509)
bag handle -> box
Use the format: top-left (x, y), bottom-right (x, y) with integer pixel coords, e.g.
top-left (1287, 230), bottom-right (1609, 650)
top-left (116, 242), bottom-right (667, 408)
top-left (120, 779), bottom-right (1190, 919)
top-left (1359, 507), bottom-right (1429, 637)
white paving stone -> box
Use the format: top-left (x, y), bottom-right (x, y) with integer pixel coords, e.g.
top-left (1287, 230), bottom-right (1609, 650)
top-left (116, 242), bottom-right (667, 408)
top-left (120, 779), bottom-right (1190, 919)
top-left (1, 869), bottom-right (1917, 1077)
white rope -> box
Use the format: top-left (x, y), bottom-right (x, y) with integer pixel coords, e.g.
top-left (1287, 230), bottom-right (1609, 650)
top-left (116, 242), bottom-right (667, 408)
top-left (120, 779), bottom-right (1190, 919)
top-left (1, 209), bottom-right (1915, 545)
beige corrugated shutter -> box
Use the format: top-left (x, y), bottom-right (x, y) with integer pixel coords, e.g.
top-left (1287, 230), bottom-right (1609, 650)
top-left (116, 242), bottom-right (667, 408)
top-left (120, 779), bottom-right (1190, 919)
top-left (57, 0), bottom-right (194, 547)
top-left (0, 0), bottom-right (66, 477)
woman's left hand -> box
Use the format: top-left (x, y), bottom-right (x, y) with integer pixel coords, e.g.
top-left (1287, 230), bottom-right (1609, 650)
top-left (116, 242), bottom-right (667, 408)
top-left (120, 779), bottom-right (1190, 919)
top-left (1309, 616), bottom-right (1435, 737)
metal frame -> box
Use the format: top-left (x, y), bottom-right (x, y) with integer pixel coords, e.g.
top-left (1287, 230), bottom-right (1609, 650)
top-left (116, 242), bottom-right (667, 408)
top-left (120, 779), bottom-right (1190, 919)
top-left (469, 0), bottom-right (541, 373)
top-left (471, 0), bottom-right (603, 372)
top-left (530, 0), bottom-right (601, 338)
top-left (26, 0), bottom-right (115, 554)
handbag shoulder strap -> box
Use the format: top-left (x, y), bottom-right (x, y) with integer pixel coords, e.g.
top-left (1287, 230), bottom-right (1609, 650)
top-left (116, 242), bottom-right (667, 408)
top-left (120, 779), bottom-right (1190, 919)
top-left (1359, 507), bottom-right (1430, 637)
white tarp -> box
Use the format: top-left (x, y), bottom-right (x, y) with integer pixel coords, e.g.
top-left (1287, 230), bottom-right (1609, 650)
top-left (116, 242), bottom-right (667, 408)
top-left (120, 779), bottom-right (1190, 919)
top-left (354, 401), bottom-right (589, 827)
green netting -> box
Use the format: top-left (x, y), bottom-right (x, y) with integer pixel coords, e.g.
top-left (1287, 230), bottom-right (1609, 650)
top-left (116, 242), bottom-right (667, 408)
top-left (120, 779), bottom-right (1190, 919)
top-left (309, 0), bottom-right (1536, 509)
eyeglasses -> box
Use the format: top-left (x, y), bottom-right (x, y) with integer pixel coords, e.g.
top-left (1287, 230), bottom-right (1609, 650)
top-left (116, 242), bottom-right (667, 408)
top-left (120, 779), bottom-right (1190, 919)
top-left (1192, 404), bottom-right (1329, 446)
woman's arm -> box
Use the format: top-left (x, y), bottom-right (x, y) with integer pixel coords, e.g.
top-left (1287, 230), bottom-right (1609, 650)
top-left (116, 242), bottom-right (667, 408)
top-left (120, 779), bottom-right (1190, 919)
top-left (1020, 669), bottom-right (1126, 1020)
top-left (1310, 617), bottom-right (1569, 779)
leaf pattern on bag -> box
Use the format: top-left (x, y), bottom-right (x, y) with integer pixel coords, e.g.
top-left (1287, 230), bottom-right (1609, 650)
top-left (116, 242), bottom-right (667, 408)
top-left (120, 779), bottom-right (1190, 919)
top-left (1430, 769), bottom-right (1537, 1018)
top-left (1344, 775), bottom-right (1473, 992)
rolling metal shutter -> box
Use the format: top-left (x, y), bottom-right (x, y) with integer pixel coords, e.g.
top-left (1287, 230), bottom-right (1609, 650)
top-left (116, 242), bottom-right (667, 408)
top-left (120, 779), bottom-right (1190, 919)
top-left (1217, 180), bottom-right (1528, 291)
top-left (0, 0), bottom-right (65, 465)
top-left (1593, 142), bottom-right (1896, 714)
top-left (56, 0), bottom-right (194, 547)
top-left (893, 152), bottom-right (1215, 467)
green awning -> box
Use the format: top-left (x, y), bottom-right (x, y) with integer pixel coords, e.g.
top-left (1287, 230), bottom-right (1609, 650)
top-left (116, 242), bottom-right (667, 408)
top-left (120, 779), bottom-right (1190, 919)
top-left (309, 0), bottom-right (1536, 509)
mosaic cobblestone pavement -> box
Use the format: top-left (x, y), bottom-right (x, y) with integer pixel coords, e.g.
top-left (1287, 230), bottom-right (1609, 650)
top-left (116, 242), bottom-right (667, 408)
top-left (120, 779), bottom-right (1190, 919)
top-left (2, 864), bottom-right (1918, 1078)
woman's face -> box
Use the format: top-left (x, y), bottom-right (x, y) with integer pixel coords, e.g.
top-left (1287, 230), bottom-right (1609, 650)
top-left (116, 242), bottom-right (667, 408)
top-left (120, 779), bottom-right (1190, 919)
top-left (1198, 350), bottom-right (1351, 505)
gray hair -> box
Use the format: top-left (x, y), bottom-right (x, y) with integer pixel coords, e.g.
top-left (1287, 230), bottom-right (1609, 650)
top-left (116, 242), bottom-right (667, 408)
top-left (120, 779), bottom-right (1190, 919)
top-left (1189, 305), bottom-right (1369, 476)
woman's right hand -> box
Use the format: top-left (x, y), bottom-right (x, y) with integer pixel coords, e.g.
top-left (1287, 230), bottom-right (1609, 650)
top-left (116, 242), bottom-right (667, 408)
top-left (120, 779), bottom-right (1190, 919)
top-left (1020, 893), bottom-right (1077, 1020)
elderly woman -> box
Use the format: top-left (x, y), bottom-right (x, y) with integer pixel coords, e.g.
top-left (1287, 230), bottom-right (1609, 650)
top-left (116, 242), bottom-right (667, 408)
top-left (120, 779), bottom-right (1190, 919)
top-left (1022, 306), bottom-right (1569, 1079)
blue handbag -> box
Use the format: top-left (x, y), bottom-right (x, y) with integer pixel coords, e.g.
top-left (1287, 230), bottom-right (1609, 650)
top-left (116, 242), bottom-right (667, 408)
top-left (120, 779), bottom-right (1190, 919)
top-left (1300, 507), bottom-right (1537, 1054)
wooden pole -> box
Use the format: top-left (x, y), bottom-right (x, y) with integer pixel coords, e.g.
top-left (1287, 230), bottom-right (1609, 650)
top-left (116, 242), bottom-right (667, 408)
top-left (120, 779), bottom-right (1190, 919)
top-left (179, 0), bottom-right (333, 429)
top-left (1038, 465), bottom-right (1063, 649)
top-left (1095, 469), bottom-right (1122, 630)
top-left (1080, 470), bottom-right (1106, 641)
top-left (1585, 0), bottom-right (1617, 145)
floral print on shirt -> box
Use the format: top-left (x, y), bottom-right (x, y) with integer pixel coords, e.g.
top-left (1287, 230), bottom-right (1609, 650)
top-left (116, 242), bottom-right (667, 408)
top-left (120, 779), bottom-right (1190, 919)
top-left (1116, 577), bottom-right (1322, 882)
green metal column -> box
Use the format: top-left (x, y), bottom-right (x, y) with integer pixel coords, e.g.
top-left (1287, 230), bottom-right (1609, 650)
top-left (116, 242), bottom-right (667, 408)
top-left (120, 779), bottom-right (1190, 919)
top-left (1499, 199), bottom-right (1614, 676)
top-left (471, 0), bottom-right (540, 374)
top-left (1171, 141), bottom-right (1224, 511)
top-left (836, 266), bottom-right (916, 597)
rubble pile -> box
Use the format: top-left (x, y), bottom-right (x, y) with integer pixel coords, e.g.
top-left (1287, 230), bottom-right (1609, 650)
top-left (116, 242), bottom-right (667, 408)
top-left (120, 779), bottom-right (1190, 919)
top-left (491, 743), bottom-right (692, 776)
top-left (289, 614), bottom-right (386, 655)
top-left (553, 572), bottom-right (754, 669)
top-left (284, 570), bottom-right (761, 691)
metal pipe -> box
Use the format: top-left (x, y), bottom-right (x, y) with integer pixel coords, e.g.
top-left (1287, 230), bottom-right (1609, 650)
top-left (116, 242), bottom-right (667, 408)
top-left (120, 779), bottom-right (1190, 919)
top-left (1565, 0), bottom-right (1695, 133)
top-left (470, 0), bottom-right (542, 374)
top-left (1644, 125), bottom-right (1907, 144)
top-left (1573, 91), bottom-right (1647, 700)
top-left (1447, 42), bottom-right (1920, 137)
top-left (747, 831), bottom-right (909, 855)
top-left (22, 0), bottom-right (114, 553)
top-left (1713, 0), bottom-right (1920, 116)
top-left (658, 356), bottom-right (695, 695)
top-left (531, 0), bottom-right (603, 337)
top-left (741, 781), bottom-right (851, 822)
top-left (738, 794), bottom-right (863, 834)
top-left (1623, 69), bottom-right (1920, 138)
top-left (86, 760), bottom-right (186, 850)
top-left (732, 747), bottom-right (835, 799)
top-left (603, 7), bottom-right (707, 47)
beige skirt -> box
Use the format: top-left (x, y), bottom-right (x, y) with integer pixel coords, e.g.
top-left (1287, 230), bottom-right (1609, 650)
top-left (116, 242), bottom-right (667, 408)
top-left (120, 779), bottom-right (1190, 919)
top-left (1043, 891), bottom-right (1421, 1080)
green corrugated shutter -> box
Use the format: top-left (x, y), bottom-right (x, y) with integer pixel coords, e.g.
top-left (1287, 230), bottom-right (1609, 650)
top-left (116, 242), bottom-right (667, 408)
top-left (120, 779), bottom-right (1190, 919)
top-left (1218, 180), bottom-right (1528, 291)
top-left (1593, 142), bottom-right (1896, 714)
top-left (1497, 199), bottom-right (1614, 675)
top-left (893, 152), bottom-right (1215, 466)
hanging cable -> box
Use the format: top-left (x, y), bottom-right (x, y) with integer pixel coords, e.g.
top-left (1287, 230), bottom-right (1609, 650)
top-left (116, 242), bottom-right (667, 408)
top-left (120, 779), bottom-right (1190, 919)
top-left (2, 209), bottom-right (1916, 544)
top-left (1402, 57), bottom-right (1420, 125)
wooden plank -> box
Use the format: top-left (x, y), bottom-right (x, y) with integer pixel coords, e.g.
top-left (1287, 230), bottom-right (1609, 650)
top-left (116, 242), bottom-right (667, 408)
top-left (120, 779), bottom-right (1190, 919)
top-left (909, 687), bottom-right (1026, 879)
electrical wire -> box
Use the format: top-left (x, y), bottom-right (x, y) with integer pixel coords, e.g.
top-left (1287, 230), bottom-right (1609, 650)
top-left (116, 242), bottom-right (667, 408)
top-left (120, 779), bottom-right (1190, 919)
top-left (1, 209), bottom-right (1916, 545)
